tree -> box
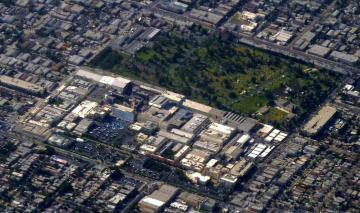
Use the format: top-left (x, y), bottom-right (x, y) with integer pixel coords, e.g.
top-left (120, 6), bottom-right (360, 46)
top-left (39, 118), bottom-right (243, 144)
top-left (251, 76), bottom-right (257, 84)
top-left (336, 0), bottom-right (349, 7)
top-left (110, 168), bottom-right (124, 180)
top-left (90, 47), bottom-right (122, 70)
top-left (182, 85), bottom-right (192, 97)
top-left (58, 181), bottom-right (73, 194)
top-left (0, 0), bottom-right (15, 6)
top-left (229, 91), bottom-right (238, 99)
top-left (223, 79), bottom-right (233, 89)
top-left (174, 169), bottom-right (188, 182)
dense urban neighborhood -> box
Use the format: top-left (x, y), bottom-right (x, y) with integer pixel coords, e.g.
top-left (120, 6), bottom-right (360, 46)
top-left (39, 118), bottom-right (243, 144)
top-left (0, 0), bottom-right (359, 212)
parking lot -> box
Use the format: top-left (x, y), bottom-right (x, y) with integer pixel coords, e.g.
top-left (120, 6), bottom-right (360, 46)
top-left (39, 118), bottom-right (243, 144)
top-left (70, 139), bottom-right (128, 164)
top-left (88, 117), bottom-right (128, 143)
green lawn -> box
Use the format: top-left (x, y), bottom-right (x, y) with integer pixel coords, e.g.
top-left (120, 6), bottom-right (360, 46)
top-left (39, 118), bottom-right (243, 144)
top-left (138, 50), bottom-right (158, 62)
top-left (232, 95), bottom-right (269, 114)
top-left (261, 108), bottom-right (289, 123)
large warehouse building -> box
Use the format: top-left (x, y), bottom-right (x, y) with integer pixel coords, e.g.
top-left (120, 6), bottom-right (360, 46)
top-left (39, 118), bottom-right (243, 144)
top-left (138, 184), bottom-right (179, 213)
top-left (303, 105), bottom-right (337, 136)
top-left (0, 75), bottom-right (45, 96)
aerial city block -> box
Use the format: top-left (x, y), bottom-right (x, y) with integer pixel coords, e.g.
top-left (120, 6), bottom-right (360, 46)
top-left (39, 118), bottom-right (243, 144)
top-left (0, 0), bottom-right (359, 212)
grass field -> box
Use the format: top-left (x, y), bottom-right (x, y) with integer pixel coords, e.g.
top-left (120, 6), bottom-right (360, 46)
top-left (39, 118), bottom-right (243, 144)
top-left (261, 108), bottom-right (289, 123)
top-left (232, 95), bottom-right (269, 114)
top-left (89, 32), bottom-right (341, 129)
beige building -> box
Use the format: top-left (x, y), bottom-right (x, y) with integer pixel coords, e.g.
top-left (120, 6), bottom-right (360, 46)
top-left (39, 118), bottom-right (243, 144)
top-left (0, 75), bottom-right (45, 96)
top-left (303, 106), bottom-right (337, 136)
top-left (138, 184), bottom-right (179, 213)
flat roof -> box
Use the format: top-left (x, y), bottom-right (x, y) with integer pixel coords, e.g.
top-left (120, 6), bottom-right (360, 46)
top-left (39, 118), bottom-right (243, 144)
top-left (330, 51), bottom-right (359, 63)
top-left (140, 197), bottom-right (165, 207)
top-left (208, 122), bottom-right (235, 135)
top-left (303, 106), bottom-right (337, 135)
top-left (113, 104), bottom-right (134, 113)
top-left (307, 45), bottom-right (331, 57)
top-left (0, 75), bottom-right (45, 94)
top-left (237, 134), bottom-right (250, 144)
top-left (76, 69), bottom-right (103, 82)
top-left (162, 90), bottom-right (185, 103)
top-left (76, 69), bottom-right (131, 89)
top-left (183, 99), bottom-right (212, 113)
top-left (140, 184), bottom-right (178, 208)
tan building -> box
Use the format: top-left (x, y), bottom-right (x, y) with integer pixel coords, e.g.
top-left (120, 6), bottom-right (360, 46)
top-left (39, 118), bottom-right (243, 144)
top-left (178, 192), bottom-right (205, 209)
top-left (0, 75), bottom-right (45, 96)
top-left (138, 184), bottom-right (179, 213)
top-left (303, 106), bottom-right (337, 136)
